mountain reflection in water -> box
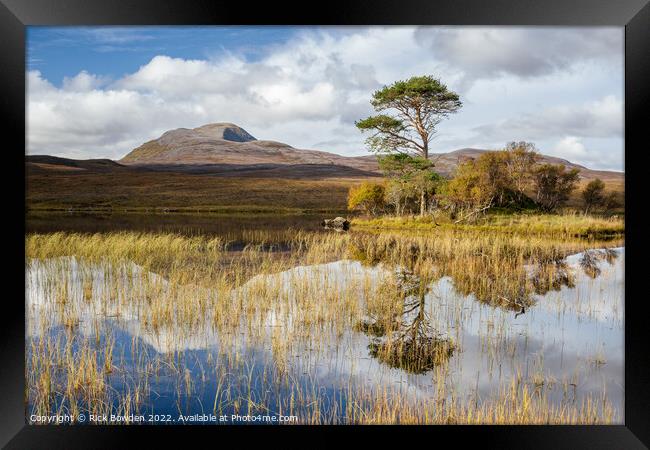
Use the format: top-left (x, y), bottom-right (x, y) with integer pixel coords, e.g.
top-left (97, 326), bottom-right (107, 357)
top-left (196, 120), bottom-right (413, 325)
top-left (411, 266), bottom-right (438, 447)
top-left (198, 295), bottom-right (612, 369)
top-left (26, 246), bottom-right (624, 422)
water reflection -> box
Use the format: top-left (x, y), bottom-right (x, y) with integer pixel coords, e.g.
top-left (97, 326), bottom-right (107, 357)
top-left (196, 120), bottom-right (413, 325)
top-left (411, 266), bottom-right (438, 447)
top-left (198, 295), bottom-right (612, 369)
top-left (26, 211), bottom-right (326, 236)
top-left (356, 269), bottom-right (455, 374)
top-left (529, 258), bottom-right (576, 296)
top-left (580, 248), bottom-right (619, 278)
top-left (26, 246), bottom-right (624, 422)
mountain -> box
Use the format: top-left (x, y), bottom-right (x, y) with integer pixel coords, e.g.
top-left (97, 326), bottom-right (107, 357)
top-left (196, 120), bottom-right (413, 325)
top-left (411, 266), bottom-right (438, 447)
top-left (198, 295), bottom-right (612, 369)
top-left (118, 123), bottom-right (622, 183)
top-left (120, 123), bottom-right (378, 172)
top-left (26, 123), bottom-right (623, 213)
top-left (191, 122), bottom-right (257, 142)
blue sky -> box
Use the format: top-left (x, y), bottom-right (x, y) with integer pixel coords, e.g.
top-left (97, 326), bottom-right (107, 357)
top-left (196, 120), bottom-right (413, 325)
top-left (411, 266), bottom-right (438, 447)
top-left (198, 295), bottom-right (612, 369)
top-left (26, 26), bottom-right (624, 171)
top-left (28, 26), bottom-right (302, 85)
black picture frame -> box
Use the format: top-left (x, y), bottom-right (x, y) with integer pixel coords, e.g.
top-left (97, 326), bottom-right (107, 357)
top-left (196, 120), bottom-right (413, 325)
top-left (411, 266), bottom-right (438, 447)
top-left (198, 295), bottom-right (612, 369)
top-left (2, 0), bottom-right (649, 447)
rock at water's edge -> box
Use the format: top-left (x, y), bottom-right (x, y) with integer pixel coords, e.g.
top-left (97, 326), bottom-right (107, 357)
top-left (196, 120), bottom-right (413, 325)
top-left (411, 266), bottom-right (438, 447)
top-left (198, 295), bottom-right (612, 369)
top-left (321, 217), bottom-right (350, 231)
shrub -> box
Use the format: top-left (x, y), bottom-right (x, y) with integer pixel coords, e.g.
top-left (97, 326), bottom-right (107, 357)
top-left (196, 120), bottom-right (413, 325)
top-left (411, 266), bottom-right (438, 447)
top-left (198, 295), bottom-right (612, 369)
top-left (347, 182), bottom-right (386, 216)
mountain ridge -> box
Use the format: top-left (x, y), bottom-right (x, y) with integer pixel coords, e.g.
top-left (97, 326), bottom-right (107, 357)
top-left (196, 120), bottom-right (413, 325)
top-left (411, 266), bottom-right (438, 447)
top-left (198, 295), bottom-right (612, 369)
top-left (26, 123), bottom-right (622, 182)
top-left (115, 123), bottom-right (622, 182)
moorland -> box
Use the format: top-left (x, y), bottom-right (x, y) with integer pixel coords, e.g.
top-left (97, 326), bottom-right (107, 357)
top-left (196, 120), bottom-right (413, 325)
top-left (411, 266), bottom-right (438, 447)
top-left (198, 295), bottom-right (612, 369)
top-left (25, 80), bottom-right (626, 425)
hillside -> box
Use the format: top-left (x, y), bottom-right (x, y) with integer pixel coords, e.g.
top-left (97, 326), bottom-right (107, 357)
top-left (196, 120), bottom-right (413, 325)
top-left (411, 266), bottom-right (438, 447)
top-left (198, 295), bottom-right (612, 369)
top-left (27, 155), bottom-right (129, 173)
top-left (428, 148), bottom-right (623, 184)
top-left (26, 122), bottom-right (624, 212)
top-left (119, 123), bottom-right (623, 184)
top-left (120, 123), bottom-right (377, 172)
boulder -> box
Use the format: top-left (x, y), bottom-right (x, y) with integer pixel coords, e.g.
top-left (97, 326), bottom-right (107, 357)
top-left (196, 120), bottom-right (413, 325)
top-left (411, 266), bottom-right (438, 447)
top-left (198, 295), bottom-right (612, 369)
top-left (321, 216), bottom-right (350, 231)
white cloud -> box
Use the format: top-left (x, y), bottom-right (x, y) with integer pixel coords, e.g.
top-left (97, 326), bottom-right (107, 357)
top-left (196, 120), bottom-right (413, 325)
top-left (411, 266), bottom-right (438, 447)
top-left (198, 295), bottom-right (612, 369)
top-left (552, 136), bottom-right (588, 160)
top-left (26, 27), bottom-right (624, 170)
top-left (415, 27), bottom-right (621, 82)
top-left (548, 136), bottom-right (623, 170)
top-left (62, 71), bottom-right (108, 92)
top-left (471, 95), bottom-right (623, 141)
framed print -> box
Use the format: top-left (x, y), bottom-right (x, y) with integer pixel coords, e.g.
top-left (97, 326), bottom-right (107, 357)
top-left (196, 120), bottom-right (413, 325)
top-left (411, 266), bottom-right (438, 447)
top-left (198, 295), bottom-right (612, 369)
top-left (1, 0), bottom-right (649, 447)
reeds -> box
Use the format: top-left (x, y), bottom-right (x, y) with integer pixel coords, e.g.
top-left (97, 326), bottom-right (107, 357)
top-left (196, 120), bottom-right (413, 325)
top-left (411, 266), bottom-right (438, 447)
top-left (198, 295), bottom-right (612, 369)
top-left (25, 223), bottom-right (623, 424)
top-left (352, 212), bottom-right (624, 239)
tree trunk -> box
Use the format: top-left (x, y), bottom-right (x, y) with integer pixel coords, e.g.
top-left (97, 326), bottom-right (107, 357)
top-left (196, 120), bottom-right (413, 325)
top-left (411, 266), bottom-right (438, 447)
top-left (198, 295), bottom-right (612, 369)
top-left (419, 190), bottom-right (426, 217)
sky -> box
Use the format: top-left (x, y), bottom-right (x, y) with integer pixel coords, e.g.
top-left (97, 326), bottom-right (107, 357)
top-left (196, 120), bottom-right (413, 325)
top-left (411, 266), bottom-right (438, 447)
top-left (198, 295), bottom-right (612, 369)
top-left (26, 26), bottom-right (624, 171)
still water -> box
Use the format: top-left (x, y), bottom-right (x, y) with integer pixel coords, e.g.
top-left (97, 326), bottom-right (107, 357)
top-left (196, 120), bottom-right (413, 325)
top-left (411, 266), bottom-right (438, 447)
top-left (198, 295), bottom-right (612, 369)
top-left (26, 229), bottom-right (624, 424)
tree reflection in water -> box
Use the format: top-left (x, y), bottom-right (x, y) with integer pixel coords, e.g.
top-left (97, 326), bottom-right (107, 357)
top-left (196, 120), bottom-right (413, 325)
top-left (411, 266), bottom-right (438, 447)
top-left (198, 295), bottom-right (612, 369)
top-left (352, 245), bottom-right (619, 374)
top-left (579, 248), bottom-right (619, 279)
top-left (530, 259), bottom-right (576, 295)
top-left (357, 268), bottom-right (455, 374)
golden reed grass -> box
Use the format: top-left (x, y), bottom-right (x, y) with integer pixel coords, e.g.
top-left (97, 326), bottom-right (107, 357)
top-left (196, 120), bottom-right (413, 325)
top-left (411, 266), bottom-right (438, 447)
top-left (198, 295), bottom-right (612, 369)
top-left (25, 218), bottom-right (623, 424)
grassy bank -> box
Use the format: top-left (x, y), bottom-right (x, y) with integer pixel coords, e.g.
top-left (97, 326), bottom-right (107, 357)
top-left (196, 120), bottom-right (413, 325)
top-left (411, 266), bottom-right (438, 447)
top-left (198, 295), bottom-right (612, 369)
top-left (352, 213), bottom-right (624, 239)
